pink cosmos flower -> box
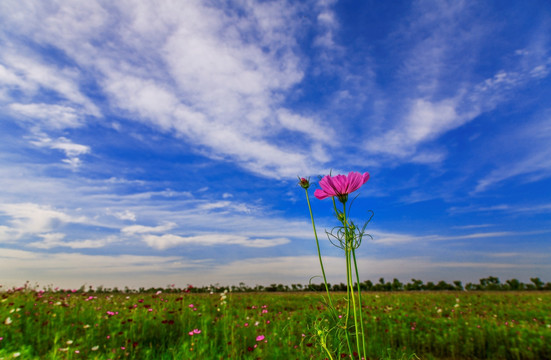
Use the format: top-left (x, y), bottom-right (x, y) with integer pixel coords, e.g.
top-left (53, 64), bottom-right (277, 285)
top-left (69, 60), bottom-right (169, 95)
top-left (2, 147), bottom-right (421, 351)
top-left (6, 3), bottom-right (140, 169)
top-left (256, 335), bottom-right (265, 341)
top-left (188, 328), bottom-right (201, 336)
top-left (314, 171), bottom-right (370, 203)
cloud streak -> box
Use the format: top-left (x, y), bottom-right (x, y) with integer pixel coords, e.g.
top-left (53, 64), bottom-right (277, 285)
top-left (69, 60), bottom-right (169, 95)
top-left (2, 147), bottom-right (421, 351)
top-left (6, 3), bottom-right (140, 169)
top-left (0, 0), bottom-right (336, 178)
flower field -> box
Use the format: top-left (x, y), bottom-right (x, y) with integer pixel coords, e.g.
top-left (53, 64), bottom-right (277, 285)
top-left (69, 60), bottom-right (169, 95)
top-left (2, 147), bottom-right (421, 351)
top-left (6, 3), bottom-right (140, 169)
top-left (1, 286), bottom-right (550, 359)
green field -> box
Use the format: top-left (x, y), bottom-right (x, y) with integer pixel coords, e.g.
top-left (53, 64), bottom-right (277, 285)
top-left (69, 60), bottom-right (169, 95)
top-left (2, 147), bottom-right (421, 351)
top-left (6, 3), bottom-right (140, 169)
top-left (1, 287), bottom-right (549, 359)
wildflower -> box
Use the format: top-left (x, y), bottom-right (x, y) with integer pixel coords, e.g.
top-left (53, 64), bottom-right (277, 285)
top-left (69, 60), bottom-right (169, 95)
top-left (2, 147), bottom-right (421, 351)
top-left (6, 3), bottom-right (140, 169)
top-left (298, 177), bottom-right (310, 189)
top-left (256, 335), bottom-right (265, 341)
top-left (91, 346), bottom-right (99, 351)
top-left (4, 317), bottom-right (12, 325)
top-left (314, 171), bottom-right (370, 203)
top-left (188, 329), bottom-right (201, 336)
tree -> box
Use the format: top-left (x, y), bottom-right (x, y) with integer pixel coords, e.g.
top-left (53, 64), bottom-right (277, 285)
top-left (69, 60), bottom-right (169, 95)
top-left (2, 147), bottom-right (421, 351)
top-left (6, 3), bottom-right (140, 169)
top-left (363, 280), bottom-right (373, 291)
top-left (423, 281), bottom-right (436, 291)
top-left (506, 279), bottom-right (523, 291)
top-left (453, 281), bottom-right (464, 291)
top-left (406, 279), bottom-right (424, 291)
top-left (391, 278), bottom-right (404, 291)
top-left (530, 277), bottom-right (544, 290)
top-left (479, 276), bottom-right (501, 290)
top-left (435, 281), bottom-right (454, 291)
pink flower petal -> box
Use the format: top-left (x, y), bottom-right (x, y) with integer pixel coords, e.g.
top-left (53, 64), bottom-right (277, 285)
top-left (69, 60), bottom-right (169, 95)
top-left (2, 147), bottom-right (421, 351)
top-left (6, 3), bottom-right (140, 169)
top-left (315, 171), bottom-right (370, 201)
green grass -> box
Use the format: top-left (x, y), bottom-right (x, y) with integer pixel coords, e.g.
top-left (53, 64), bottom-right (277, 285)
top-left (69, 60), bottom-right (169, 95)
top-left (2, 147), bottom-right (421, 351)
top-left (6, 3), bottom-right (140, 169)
top-left (1, 288), bottom-right (549, 359)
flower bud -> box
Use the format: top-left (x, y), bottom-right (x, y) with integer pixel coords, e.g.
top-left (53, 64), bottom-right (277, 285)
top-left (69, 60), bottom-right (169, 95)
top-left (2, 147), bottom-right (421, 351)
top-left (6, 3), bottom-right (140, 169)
top-left (298, 177), bottom-right (310, 189)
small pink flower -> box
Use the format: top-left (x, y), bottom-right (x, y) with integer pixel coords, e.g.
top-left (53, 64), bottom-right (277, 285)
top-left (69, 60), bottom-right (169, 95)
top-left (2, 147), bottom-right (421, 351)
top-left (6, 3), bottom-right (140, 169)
top-left (188, 329), bottom-right (201, 336)
top-left (256, 335), bottom-right (265, 342)
top-left (314, 171), bottom-right (370, 203)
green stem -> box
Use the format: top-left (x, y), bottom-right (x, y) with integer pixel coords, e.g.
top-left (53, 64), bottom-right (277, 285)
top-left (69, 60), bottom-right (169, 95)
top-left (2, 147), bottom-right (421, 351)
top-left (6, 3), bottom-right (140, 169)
top-left (352, 247), bottom-right (367, 357)
top-left (334, 198), bottom-right (354, 356)
top-left (342, 202), bottom-right (363, 359)
top-left (304, 188), bottom-right (333, 309)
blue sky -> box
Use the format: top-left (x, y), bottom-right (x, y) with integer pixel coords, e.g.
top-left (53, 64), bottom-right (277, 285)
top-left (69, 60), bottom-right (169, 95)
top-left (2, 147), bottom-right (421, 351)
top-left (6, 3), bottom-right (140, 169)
top-left (1, 0), bottom-right (550, 289)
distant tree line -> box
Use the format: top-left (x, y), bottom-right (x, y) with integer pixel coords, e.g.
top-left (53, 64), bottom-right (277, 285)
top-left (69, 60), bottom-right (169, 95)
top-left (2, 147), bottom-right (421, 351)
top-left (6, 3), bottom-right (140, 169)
top-left (64, 276), bottom-right (550, 294)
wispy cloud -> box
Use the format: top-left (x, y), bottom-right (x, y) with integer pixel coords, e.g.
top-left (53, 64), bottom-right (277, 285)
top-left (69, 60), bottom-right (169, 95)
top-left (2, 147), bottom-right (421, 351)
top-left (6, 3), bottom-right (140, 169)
top-left (364, 2), bottom-right (551, 166)
top-left (1, 250), bottom-right (548, 289)
top-left (142, 234), bottom-right (290, 250)
top-left (122, 223), bottom-right (177, 235)
top-left (28, 233), bottom-right (117, 250)
top-left (0, 0), bottom-right (337, 178)
top-left (29, 135), bottom-right (90, 169)
top-left (371, 229), bottom-right (520, 246)
top-left (449, 202), bottom-right (551, 215)
top-left (474, 111), bottom-right (551, 192)
top-left (0, 203), bottom-right (88, 241)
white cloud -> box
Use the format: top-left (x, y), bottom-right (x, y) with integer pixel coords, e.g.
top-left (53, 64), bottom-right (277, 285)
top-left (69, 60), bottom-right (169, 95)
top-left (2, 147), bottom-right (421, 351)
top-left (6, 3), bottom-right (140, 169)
top-left (0, 0), bottom-right (334, 178)
top-left (29, 135), bottom-right (90, 169)
top-left (9, 103), bottom-right (83, 129)
top-left (276, 109), bottom-right (334, 143)
top-left (370, 229), bottom-right (519, 246)
top-left (121, 222), bottom-right (177, 235)
top-left (474, 113), bottom-right (551, 192)
top-left (0, 51), bottom-right (100, 118)
top-left (28, 234), bottom-right (116, 249)
top-left (366, 98), bottom-right (467, 157)
top-left (0, 245), bottom-right (548, 289)
top-left (196, 200), bottom-right (255, 214)
top-left (0, 225), bottom-right (16, 242)
top-left (0, 203), bottom-right (88, 240)
top-left (142, 233), bottom-right (290, 250)
top-left (362, 2), bottom-right (551, 164)
top-left (111, 210), bottom-right (137, 222)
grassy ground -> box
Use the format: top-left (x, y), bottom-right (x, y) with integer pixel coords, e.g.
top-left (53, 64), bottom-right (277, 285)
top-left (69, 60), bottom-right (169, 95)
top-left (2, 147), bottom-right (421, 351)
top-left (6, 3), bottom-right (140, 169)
top-left (1, 288), bottom-right (549, 359)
